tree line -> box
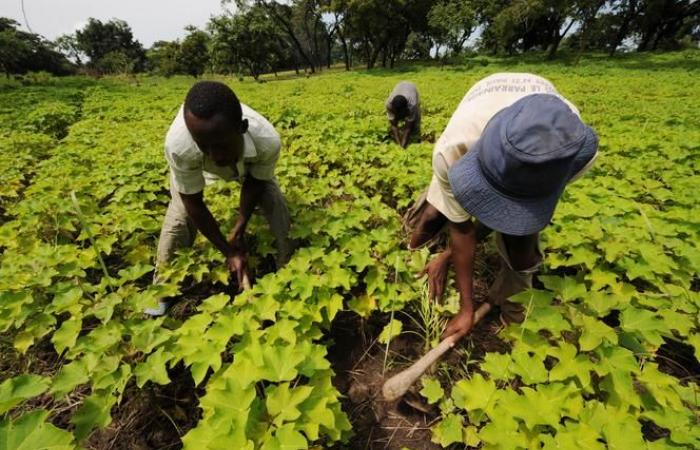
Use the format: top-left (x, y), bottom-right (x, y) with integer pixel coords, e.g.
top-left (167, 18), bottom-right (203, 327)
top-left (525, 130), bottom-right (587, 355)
top-left (1, 0), bottom-right (698, 79)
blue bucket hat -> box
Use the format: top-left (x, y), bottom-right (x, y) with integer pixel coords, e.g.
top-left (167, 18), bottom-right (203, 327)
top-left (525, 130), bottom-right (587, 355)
top-left (447, 94), bottom-right (598, 236)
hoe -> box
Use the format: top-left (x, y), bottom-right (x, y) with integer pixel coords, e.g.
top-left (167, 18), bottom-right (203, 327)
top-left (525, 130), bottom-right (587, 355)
top-left (382, 302), bottom-right (492, 401)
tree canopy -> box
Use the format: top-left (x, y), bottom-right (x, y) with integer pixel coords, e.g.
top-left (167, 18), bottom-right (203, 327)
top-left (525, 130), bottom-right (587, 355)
top-left (0, 18), bottom-right (73, 76)
top-left (1, 0), bottom-right (697, 77)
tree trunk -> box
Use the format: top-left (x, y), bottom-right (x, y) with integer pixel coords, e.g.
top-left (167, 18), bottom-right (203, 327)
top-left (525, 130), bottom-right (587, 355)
top-left (547, 18), bottom-right (575, 60)
top-left (637, 32), bottom-right (653, 51)
top-left (369, 43), bottom-right (383, 69)
top-left (259, 1), bottom-right (315, 73)
top-left (327, 32), bottom-right (333, 68)
top-left (576, 0), bottom-right (606, 64)
top-left (313, 16), bottom-right (323, 70)
top-left (452, 29), bottom-right (471, 57)
top-left (339, 32), bottom-right (350, 70)
top-left (609, 0), bottom-right (638, 56)
top-left (650, 23), bottom-right (671, 51)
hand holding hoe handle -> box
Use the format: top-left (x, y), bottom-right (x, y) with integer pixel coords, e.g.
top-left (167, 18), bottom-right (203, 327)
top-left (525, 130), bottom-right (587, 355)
top-left (382, 302), bottom-right (492, 401)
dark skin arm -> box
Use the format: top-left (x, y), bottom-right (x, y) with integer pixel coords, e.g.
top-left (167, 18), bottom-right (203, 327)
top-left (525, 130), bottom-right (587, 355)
top-left (400, 120), bottom-right (415, 148)
top-left (417, 221), bottom-right (494, 301)
top-left (390, 119), bottom-right (402, 146)
top-left (442, 220), bottom-right (478, 339)
top-left (228, 175), bottom-right (267, 247)
top-left (180, 191), bottom-right (248, 288)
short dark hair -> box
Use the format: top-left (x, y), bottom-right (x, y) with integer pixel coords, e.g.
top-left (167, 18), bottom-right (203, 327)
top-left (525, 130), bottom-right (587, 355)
top-left (184, 81), bottom-right (242, 124)
top-left (390, 95), bottom-right (409, 114)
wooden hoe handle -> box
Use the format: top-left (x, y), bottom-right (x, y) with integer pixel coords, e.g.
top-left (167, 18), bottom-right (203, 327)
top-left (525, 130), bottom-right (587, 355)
top-left (241, 273), bottom-right (252, 291)
top-left (382, 302), bottom-right (492, 401)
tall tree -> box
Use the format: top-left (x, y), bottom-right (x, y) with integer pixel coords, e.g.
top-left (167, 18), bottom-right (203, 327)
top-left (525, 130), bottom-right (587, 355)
top-left (608, 0), bottom-right (641, 55)
top-left (177, 26), bottom-right (211, 77)
top-left (327, 0), bottom-right (353, 69)
top-left (54, 34), bottom-right (83, 65)
top-left (75, 18), bottom-right (146, 72)
top-left (634, 0), bottom-right (700, 51)
top-left (0, 18), bottom-right (73, 76)
top-left (339, 0), bottom-right (407, 69)
top-left (209, 4), bottom-right (288, 79)
top-left (428, 0), bottom-right (477, 57)
top-left (233, 0), bottom-right (318, 73)
top-left (147, 40), bottom-right (181, 76)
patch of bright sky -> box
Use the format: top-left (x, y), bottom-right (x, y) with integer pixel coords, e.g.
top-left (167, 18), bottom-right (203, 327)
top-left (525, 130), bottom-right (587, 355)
top-left (0, 0), bottom-right (230, 46)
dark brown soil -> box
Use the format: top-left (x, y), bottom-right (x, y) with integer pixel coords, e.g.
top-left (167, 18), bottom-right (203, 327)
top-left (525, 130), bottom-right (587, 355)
top-left (327, 310), bottom-right (441, 450)
top-left (326, 293), bottom-right (506, 450)
top-left (656, 338), bottom-right (700, 384)
top-left (86, 364), bottom-right (201, 450)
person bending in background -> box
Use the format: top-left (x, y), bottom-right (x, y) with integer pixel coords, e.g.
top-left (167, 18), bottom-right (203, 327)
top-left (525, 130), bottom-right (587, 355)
top-left (386, 81), bottom-right (421, 148)
top-left (146, 81), bottom-right (292, 316)
top-left (406, 73), bottom-right (599, 338)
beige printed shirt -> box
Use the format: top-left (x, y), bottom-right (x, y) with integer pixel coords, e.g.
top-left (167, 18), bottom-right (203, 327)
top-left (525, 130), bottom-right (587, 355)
top-left (426, 72), bottom-right (596, 223)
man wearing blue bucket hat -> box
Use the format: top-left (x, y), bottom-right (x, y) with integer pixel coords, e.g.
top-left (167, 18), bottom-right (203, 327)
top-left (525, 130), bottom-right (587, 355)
top-left (406, 73), bottom-right (598, 339)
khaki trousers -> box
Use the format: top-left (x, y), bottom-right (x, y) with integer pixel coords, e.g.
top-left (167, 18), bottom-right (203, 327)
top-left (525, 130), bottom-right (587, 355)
top-left (155, 178), bottom-right (292, 274)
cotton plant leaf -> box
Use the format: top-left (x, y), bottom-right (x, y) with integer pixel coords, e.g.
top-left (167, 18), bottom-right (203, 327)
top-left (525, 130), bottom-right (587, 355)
top-left (450, 373), bottom-right (497, 416)
top-left (0, 375), bottom-right (51, 414)
top-left (378, 319), bottom-right (402, 344)
top-left (419, 377), bottom-right (444, 404)
top-left (0, 410), bottom-right (75, 450)
top-left (430, 413), bottom-right (463, 447)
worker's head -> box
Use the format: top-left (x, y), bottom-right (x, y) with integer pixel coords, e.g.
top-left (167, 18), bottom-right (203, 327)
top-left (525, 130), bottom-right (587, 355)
top-left (184, 81), bottom-right (248, 166)
top-left (447, 94), bottom-right (598, 236)
top-left (390, 95), bottom-right (410, 120)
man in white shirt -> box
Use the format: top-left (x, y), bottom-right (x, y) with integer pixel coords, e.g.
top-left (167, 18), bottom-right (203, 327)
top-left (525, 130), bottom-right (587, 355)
top-left (386, 81), bottom-right (421, 148)
top-left (147, 81), bottom-right (291, 315)
top-left (407, 73), bottom-right (598, 339)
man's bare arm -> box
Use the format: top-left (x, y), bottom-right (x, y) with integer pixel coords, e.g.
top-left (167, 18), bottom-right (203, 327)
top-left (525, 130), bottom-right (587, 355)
top-left (442, 219), bottom-right (477, 338)
top-left (400, 121), bottom-right (415, 148)
top-left (409, 202), bottom-right (447, 249)
top-left (390, 120), bottom-right (402, 146)
top-left (180, 191), bottom-right (235, 257)
top-left (229, 175), bottom-right (266, 245)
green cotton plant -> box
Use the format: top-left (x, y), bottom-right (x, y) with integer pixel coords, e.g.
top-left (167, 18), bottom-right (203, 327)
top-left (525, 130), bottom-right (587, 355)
top-left (26, 101), bottom-right (78, 139)
top-left (70, 191), bottom-right (113, 289)
top-left (0, 52), bottom-right (698, 449)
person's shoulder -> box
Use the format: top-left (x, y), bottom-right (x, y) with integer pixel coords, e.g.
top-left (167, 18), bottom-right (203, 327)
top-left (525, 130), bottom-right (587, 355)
top-left (398, 80), bottom-right (418, 91)
top-left (165, 106), bottom-right (198, 161)
top-left (241, 103), bottom-right (270, 128)
top-left (242, 103), bottom-right (277, 136)
top-left (242, 103), bottom-right (280, 157)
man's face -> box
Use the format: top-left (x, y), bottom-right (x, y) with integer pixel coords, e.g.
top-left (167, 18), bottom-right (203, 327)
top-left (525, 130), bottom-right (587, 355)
top-left (184, 109), bottom-right (246, 166)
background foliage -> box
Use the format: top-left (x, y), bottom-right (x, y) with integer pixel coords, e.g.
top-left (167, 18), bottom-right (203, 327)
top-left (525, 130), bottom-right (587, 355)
top-left (1, 0), bottom-right (698, 78)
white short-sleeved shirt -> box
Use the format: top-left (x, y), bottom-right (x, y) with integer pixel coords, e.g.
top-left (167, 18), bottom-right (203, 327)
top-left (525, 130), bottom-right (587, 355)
top-left (164, 103), bottom-right (280, 195)
top-left (386, 81), bottom-right (421, 123)
top-left (427, 73), bottom-right (597, 223)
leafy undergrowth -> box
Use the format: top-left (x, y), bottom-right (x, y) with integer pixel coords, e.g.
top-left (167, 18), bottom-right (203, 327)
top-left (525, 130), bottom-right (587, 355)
top-left (0, 51), bottom-right (699, 449)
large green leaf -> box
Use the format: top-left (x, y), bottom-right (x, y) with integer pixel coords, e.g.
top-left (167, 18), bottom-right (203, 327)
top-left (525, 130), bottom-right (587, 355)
top-left (70, 393), bottom-right (115, 441)
top-left (0, 410), bottom-right (75, 450)
top-left (419, 377), bottom-right (444, 405)
top-left (430, 413), bottom-right (463, 447)
top-left (265, 383), bottom-right (314, 427)
top-left (0, 375), bottom-right (50, 414)
top-left (451, 373), bottom-right (497, 420)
